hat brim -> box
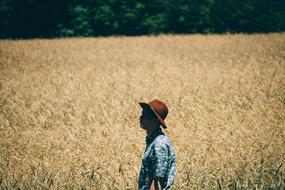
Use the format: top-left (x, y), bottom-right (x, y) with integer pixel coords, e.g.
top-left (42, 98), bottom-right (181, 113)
top-left (139, 102), bottom-right (167, 128)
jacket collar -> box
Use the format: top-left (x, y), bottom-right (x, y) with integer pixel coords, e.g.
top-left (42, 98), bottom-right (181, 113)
top-left (145, 128), bottom-right (164, 146)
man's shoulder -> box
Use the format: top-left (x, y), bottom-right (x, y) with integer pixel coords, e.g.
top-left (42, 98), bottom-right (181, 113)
top-left (153, 134), bottom-right (170, 146)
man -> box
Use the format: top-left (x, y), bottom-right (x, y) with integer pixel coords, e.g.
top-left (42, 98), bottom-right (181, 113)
top-left (138, 99), bottom-right (176, 190)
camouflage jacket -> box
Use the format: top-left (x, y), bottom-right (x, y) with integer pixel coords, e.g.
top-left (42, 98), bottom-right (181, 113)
top-left (138, 128), bottom-right (176, 190)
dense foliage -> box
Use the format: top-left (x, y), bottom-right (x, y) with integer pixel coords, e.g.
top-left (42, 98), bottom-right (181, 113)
top-left (0, 0), bottom-right (284, 38)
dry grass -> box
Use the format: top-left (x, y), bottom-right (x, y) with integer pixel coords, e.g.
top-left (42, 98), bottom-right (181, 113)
top-left (0, 33), bottom-right (285, 189)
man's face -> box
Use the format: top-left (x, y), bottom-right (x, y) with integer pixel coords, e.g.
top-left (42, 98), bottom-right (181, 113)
top-left (139, 108), bottom-right (157, 129)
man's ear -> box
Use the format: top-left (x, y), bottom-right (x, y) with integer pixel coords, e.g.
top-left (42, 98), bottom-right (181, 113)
top-left (154, 119), bottom-right (160, 127)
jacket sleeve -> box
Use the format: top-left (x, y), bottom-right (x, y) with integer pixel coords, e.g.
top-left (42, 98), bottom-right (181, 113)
top-left (153, 139), bottom-right (168, 178)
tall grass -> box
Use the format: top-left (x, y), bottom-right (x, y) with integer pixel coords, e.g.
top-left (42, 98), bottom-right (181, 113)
top-left (0, 33), bottom-right (285, 189)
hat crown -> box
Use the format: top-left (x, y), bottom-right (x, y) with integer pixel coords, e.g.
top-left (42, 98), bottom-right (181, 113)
top-left (148, 99), bottom-right (168, 120)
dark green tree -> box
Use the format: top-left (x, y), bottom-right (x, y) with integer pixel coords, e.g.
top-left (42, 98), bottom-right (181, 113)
top-left (0, 0), bottom-right (284, 38)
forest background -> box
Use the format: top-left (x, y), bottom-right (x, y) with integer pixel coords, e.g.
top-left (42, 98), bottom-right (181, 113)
top-left (0, 0), bottom-right (285, 38)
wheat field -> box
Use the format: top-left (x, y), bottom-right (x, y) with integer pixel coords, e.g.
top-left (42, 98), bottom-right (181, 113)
top-left (0, 34), bottom-right (285, 189)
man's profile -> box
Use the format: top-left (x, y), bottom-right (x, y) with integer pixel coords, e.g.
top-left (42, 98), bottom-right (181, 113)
top-left (138, 99), bottom-right (176, 190)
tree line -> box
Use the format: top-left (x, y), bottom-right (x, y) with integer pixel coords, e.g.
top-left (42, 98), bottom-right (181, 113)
top-left (0, 0), bottom-right (284, 38)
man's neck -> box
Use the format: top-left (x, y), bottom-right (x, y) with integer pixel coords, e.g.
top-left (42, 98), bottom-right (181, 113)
top-left (146, 126), bottom-right (160, 136)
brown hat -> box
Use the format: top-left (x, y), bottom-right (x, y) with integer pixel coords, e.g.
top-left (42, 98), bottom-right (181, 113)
top-left (139, 99), bottom-right (169, 128)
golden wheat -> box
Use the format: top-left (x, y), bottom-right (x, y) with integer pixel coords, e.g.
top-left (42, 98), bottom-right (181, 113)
top-left (0, 33), bottom-right (285, 189)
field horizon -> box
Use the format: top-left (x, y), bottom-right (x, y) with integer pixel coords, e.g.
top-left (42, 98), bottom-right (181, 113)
top-left (0, 33), bottom-right (285, 189)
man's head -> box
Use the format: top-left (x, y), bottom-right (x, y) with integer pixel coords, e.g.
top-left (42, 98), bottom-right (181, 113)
top-left (139, 106), bottom-right (160, 130)
top-left (139, 99), bottom-right (168, 131)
